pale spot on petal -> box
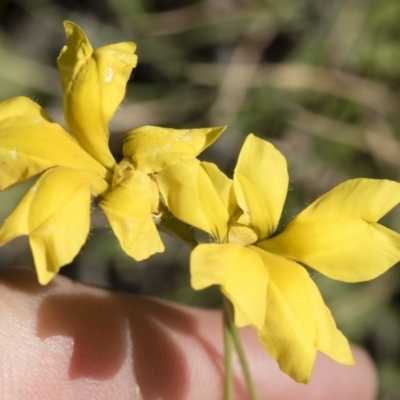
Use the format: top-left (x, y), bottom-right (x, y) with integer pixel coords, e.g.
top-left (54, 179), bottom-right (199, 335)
top-left (10, 149), bottom-right (18, 160)
top-left (124, 220), bottom-right (133, 231)
top-left (105, 67), bottom-right (114, 83)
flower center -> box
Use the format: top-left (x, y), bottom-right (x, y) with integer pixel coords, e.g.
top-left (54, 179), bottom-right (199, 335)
top-left (112, 157), bottom-right (135, 189)
top-left (228, 222), bottom-right (258, 246)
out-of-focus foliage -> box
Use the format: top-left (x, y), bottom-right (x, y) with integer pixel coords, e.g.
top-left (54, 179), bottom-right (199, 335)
top-left (0, 0), bottom-right (400, 397)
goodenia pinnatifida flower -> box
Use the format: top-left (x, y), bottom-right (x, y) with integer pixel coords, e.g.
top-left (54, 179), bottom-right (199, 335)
top-left (0, 21), bottom-right (224, 284)
top-left (158, 133), bottom-right (400, 383)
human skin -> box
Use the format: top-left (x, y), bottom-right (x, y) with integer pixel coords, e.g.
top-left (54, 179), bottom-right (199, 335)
top-left (0, 268), bottom-right (376, 400)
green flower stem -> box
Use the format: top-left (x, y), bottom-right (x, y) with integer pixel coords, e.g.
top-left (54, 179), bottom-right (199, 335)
top-left (157, 204), bottom-right (197, 249)
top-left (223, 296), bottom-right (234, 400)
top-left (224, 296), bottom-right (259, 400)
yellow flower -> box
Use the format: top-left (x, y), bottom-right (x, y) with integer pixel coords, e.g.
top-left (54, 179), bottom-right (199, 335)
top-left (0, 21), bottom-right (224, 284)
top-left (158, 133), bottom-right (400, 382)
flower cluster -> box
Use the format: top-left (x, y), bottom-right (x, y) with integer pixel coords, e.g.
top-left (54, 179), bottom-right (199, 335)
top-left (0, 21), bottom-right (224, 284)
top-left (1, 21), bottom-right (400, 384)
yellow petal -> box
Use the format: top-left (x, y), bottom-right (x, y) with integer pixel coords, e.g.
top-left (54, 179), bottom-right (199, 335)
top-left (251, 247), bottom-right (354, 383)
top-left (158, 159), bottom-right (232, 240)
top-left (234, 134), bottom-right (288, 239)
top-left (0, 96), bottom-right (109, 190)
top-left (123, 125), bottom-right (226, 173)
top-left (191, 243), bottom-right (268, 330)
top-left (99, 170), bottom-right (164, 260)
top-left (0, 168), bottom-right (93, 285)
top-left (260, 179), bottom-right (400, 282)
top-left (58, 21), bottom-right (137, 169)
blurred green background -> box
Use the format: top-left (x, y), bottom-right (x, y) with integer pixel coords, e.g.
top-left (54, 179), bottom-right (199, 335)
top-left (1, 0), bottom-right (400, 397)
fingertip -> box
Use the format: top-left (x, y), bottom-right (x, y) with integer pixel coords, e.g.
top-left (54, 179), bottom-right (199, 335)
top-left (344, 345), bottom-right (378, 400)
top-left (0, 270), bottom-right (378, 400)
top-left (306, 346), bottom-right (377, 400)
top-left (239, 326), bottom-right (377, 400)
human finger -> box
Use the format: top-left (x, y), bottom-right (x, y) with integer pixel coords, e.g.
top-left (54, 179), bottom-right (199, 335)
top-left (0, 267), bottom-right (377, 400)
